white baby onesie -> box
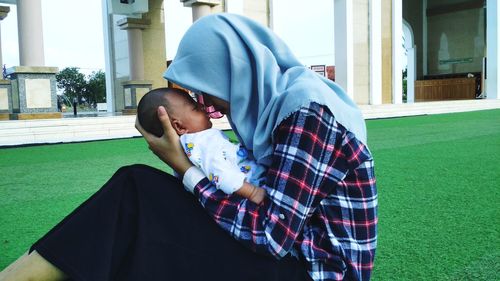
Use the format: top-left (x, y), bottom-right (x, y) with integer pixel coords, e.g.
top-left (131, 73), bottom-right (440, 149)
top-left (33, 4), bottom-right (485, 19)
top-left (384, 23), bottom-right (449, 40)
top-left (179, 128), bottom-right (265, 194)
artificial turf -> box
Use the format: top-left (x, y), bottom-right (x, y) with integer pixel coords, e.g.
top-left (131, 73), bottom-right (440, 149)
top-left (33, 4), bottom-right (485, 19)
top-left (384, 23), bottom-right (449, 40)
top-left (0, 109), bottom-right (499, 280)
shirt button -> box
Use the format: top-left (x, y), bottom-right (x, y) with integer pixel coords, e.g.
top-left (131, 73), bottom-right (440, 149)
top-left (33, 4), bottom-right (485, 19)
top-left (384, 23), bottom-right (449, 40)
top-left (279, 213), bottom-right (286, 220)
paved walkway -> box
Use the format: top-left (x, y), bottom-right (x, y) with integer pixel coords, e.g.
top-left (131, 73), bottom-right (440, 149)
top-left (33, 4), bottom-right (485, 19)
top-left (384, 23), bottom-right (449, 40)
top-left (1, 99), bottom-right (499, 147)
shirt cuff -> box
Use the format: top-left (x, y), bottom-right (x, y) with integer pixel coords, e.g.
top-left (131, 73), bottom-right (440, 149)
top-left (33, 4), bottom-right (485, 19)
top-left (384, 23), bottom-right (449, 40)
top-left (182, 166), bottom-right (205, 193)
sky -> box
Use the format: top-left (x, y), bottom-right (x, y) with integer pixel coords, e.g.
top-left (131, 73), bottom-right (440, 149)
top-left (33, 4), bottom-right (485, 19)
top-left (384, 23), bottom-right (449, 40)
top-left (1, 0), bottom-right (105, 75)
top-left (273, 0), bottom-right (335, 66)
top-left (0, 0), bottom-right (336, 75)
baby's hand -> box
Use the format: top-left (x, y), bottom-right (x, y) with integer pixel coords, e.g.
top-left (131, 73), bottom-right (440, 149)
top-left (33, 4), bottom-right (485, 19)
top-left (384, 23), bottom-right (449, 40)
top-left (248, 187), bottom-right (266, 205)
top-left (235, 181), bottom-right (266, 204)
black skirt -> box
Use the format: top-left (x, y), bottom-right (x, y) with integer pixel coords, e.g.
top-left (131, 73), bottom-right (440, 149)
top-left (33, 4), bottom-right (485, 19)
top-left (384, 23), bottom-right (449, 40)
top-left (30, 164), bottom-right (312, 281)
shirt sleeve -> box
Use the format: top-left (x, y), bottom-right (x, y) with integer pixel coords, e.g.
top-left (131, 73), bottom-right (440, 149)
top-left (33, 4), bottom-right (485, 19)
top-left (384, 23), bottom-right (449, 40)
top-left (200, 148), bottom-right (247, 194)
top-left (182, 166), bottom-right (205, 193)
top-left (191, 104), bottom-right (344, 258)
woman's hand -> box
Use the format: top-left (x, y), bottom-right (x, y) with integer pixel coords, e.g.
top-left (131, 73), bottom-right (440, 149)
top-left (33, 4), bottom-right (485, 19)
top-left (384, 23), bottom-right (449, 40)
top-left (135, 106), bottom-right (193, 176)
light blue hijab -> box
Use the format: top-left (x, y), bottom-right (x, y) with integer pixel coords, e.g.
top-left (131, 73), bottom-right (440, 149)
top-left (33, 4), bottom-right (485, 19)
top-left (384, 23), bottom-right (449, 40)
top-left (164, 13), bottom-right (366, 166)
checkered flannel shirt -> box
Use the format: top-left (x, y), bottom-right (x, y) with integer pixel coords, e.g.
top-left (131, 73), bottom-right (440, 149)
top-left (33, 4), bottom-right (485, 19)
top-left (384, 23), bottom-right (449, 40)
top-left (187, 103), bottom-right (378, 281)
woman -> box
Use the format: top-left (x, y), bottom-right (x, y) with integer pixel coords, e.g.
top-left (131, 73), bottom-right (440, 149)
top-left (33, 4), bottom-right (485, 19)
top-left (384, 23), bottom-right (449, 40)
top-left (0, 14), bottom-right (377, 281)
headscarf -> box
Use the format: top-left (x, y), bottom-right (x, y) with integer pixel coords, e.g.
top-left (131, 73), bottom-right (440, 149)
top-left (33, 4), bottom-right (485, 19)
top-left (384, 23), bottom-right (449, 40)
top-left (164, 13), bottom-right (366, 166)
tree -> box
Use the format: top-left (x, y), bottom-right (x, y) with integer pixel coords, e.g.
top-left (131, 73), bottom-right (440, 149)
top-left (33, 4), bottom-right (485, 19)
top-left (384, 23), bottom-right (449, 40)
top-left (86, 70), bottom-right (106, 105)
top-left (56, 67), bottom-right (87, 102)
top-left (56, 67), bottom-right (106, 107)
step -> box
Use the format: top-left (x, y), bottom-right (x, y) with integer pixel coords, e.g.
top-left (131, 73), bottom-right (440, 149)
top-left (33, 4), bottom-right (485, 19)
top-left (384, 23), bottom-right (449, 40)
top-left (1, 99), bottom-right (499, 147)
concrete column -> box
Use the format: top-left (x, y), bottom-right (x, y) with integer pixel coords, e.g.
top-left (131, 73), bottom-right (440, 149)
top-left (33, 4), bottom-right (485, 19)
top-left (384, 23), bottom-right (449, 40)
top-left (0, 6), bottom-right (11, 119)
top-left (334, 0), bottom-right (354, 99)
top-left (127, 28), bottom-right (145, 80)
top-left (486, 0), bottom-right (500, 99)
top-left (101, 1), bottom-right (115, 112)
top-left (269, 0), bottom-right (274, 29)
top-left (369, 0), bottom-right (382, 105)
top-left (101, 0), bottom-right (115, 112)
top-left (392, 0), bottom-right (403, 104)
top-left (0, 22), bottom-right (2, 70)
top-left (192, 4), bottom-right (211, 21)
top-left (180, 0), bottom-right (221, 22)
top-left (0, 6), bottom-right (10, 69)
top-left (17, 0), bottom-right (45, 66)
top-left (422, 0), bottom-right (428, 76)
top-left (117, 18), bottom-right (150, 81)
top-left (117, 17), bottom-right (152, 114)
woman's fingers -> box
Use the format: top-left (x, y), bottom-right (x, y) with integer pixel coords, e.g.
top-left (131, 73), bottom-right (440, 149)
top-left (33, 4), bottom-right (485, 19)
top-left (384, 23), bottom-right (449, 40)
top-left (136, 106), bottom-right (174, 142)
top-left (157, 106), bottom-right (176, 138)
top-left (135, 116), bottom-right (157, 143)
top-left (135, 106), bottom-right (192, 175)
top-left (155, 106), bottom-right (193, 175)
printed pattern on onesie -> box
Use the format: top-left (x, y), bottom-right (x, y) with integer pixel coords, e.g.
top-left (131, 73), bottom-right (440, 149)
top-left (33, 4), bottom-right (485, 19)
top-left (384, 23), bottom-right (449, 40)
top-left (179, 128), bottom-right (264, 194)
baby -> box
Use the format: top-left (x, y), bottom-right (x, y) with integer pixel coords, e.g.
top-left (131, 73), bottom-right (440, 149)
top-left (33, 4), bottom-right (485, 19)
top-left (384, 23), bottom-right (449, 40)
top-left (137, 87), bottom-right (266, 204)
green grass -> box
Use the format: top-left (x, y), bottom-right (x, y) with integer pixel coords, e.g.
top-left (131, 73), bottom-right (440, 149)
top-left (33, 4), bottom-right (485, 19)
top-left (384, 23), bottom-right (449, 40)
top-left (1, 110), bottom-right (499, 280)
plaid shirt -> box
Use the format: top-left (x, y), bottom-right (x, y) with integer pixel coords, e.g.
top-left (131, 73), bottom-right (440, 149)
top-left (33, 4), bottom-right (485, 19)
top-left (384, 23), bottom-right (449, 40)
top-left (191, 103), bottom-right (378, 281)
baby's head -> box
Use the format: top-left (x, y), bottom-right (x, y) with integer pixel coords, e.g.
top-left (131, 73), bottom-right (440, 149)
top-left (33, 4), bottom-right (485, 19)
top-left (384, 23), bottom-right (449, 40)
top-left (137, 87), bottom-right (212, 137)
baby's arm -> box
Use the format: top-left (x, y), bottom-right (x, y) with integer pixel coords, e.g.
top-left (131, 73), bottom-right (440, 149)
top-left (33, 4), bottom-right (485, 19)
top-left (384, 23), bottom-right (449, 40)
top-left (235, 181), bottom-right (266, 204)
top-left (181, 130), bottom-right (266, 204)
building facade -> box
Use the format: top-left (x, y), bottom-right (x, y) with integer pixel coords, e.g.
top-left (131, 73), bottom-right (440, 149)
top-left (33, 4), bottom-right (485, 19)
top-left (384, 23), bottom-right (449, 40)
top-left (1, 0), bottom-right (498, 116)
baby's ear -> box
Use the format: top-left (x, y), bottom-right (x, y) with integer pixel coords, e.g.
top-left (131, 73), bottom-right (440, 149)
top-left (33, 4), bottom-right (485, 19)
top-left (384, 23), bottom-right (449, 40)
top-left (171, 119), bottom-right (187, 135)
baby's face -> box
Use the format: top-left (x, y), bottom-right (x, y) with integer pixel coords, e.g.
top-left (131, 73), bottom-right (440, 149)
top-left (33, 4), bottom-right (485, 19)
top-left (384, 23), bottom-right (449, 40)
top-left (169, 93), bottom-right (212, 134)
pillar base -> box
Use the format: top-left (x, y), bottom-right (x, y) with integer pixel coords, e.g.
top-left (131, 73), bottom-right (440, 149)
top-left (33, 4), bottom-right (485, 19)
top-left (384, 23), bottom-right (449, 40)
top-left (0, 113), bottom-right (9, 120)
top-left (122, 108), bottom-right (137, 115)
top-left (0, 79), bottom-right (12, 113)
top-left (122, 80), bottom-right (152, 111)
top-left (9, 112), bottom-right (62, 120)
top-left (7, 66), bottom-right (59, 115)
